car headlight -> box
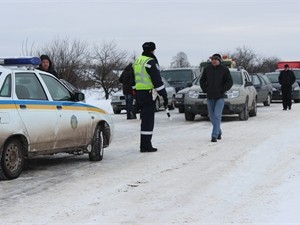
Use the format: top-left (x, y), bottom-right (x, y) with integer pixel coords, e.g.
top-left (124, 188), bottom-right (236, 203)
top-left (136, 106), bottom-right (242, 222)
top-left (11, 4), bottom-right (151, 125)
top-left (294, 86), bottom-right (300, 91)
top-left (226, 90), bottom-right (240, 98)
top-left (272, 87), bottom-right (277, 91)
top-left (188, 90), bottom-right (199, 99)
top-left (175, 93), bottom-right (184, 98)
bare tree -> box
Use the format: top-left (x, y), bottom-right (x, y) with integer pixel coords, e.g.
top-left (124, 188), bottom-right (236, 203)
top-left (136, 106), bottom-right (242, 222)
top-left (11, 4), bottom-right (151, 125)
top-left (206, 47), bottom-right (279, 74)
top-left (231, 46), bottom-right (258, 72)
top-left (36, 37), bottom-right (91, 89)
top-left (254, 56), bottom-right (280, 73)
top-left (170, 52), bottom-right (190, 68)
top-left (21, 38), bottom-right (36, 56)
top-left (91, 41), bottom-right (128, 99)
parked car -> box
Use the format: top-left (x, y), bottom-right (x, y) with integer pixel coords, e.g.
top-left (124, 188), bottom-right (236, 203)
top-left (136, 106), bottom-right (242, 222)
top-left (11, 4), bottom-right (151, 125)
top-left (184, 67), bottom-right (257, 121)
top-left (0, 57), bottom-right (113, 180)
top-left (111, 77), bottom-right (176, 114)
top-left (265, 72), bottom-right (300, 103)
top-left (175, 77), bottom-right (198, 113)
top-left (250, 74), bottom-right (273, 106)
top-left (160, 68), bottom-right (200, 92)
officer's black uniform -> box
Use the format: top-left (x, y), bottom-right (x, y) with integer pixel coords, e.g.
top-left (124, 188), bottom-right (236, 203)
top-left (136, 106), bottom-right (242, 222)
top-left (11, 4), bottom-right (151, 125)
top-left (132, 42), bottom-right (168, 152)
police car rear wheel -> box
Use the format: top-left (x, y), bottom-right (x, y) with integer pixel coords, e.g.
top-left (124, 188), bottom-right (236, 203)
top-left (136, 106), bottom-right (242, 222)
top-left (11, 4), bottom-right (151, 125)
top-left (89, 125), bottom-right (104, 161)
top-left (1, 139), bottom-right (25, 180)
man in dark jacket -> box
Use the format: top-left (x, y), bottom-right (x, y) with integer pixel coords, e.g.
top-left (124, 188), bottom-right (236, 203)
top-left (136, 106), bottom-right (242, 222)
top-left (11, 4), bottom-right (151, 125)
top-left (200, 53), bottom-right (233, 142)
top-left (38, 55), bottom-right (58, 78)
top-left (278, 64), bottom-right (296, 110)
top-left (119, 63), bottom-right (137, 119)
top-left (132, 42), bottom-right (168, 152)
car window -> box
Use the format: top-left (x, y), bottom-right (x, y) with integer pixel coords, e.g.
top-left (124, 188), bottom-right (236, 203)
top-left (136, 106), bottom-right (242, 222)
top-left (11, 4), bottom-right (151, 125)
top-left (60, 79), bottom-right (78, 92)
top-left (261, 75), bottom-right (271, 84)
top-left (259, 75), bottom-right (267, 85)
top-left (292, 70), bottom-right (300, 79)
top-left (0, 74), bottom-right (11, 97)
top-left (230, 71), bottom-right (243, 85)
top-left (243, 71), bottom-right (251, 82)
top-left (161, 70), bottom-right (193, 82)
top-left (40, 73), bottom-right (71, 101)
top-left (15, 73), bottom-right (48, 100)
top-left (265, 73), bottom-right (279, 83)
top-left (251, 75), bottom-right (261, 85)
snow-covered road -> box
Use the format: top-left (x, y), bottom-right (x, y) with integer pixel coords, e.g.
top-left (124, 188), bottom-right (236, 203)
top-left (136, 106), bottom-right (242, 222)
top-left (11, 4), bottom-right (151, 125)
top-left (1, 102), bottom-right (300, 225)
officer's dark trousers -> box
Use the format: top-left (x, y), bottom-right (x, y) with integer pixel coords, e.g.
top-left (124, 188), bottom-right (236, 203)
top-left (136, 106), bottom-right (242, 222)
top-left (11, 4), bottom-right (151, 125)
top-left (136, 90), bottom-right (156, 150)
top-left (281, 86), bottom-right (292, 109)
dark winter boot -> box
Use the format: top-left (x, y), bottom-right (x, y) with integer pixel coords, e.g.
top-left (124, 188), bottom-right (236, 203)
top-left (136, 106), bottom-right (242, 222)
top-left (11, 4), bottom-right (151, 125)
top-left (130, 112), bottom-right (137, 119)
top-left (140, 135), bottom-right (156, 152)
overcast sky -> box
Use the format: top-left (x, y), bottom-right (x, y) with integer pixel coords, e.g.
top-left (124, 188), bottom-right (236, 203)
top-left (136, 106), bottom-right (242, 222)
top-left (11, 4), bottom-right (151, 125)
top-left (1, 0), bottom-right (300, 67)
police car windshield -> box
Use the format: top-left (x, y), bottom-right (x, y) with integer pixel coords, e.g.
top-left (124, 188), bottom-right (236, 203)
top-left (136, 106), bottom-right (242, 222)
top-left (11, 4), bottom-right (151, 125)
top-left (161, 70), bottom-right (193, 82)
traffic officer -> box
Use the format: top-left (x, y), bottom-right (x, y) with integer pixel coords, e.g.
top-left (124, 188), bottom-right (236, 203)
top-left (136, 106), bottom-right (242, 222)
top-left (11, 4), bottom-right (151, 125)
top-left (132, 42), bottom-right (168, 153)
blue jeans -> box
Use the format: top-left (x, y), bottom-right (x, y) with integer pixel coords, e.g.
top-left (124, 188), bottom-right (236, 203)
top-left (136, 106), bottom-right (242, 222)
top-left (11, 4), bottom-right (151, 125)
top-left (207, 98), bottom-right (224, 138)
top-left (125, 94), bottom-right (134, 118)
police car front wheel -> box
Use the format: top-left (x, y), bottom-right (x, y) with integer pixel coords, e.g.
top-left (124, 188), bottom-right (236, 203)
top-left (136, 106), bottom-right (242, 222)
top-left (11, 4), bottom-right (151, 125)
top-left (89, 124), bottom-right (104, 161)
top-left (1, 138), bottom-right (25, 180)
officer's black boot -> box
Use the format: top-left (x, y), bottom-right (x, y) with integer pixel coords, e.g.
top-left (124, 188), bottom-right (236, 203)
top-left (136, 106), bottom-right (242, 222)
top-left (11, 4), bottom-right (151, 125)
top-left (140, 135), bottom-right (157, 152)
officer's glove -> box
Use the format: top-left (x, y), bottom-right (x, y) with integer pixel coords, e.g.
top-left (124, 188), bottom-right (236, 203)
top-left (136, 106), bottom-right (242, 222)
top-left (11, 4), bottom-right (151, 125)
top-left (163, 96), bottom-right (168, 108)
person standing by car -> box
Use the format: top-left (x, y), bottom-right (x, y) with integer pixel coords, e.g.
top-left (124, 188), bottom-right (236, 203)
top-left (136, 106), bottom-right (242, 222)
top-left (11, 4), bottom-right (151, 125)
top-left (38, 54), bottom-right (58, 78)
top-left (200, 53), bottom-right (233, 142)
top-left (132, 42), bottom-right (168, 152)
top-left (278, 64), bottom-right (296, 110)
top-left (119, 63), bottom-right (137, 119)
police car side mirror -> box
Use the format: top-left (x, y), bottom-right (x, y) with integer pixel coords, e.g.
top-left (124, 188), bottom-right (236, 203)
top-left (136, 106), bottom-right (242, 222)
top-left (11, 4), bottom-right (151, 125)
top-left (74, 92), bottom-right (85, 102)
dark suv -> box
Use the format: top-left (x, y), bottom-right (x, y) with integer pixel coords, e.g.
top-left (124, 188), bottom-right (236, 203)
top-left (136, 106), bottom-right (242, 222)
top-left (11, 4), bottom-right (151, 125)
top-left (160, 68), bottom-right (200, 92)
top-left (161, 68), bottom-right (200, 113)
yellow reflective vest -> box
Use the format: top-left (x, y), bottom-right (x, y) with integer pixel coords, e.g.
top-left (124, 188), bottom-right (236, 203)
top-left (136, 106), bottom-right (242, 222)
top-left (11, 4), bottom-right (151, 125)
top-left (133, 55), bottom-right (154, 90)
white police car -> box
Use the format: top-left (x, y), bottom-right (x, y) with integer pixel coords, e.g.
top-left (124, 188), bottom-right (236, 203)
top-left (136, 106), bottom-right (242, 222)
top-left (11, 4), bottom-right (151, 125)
top-left (0, 57), bottom-right (114, 180)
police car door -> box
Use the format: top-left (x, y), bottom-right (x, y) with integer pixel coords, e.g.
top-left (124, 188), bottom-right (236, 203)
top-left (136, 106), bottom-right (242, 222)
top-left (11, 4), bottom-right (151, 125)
top-left (39, 73), bottom-right (91, 148)
top-left (14, 72), bottom-right (57, 151)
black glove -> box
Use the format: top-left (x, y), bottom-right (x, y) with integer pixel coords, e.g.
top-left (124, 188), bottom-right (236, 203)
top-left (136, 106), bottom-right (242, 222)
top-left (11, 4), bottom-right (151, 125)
top-left (163, 96), bottom-right (168, 108)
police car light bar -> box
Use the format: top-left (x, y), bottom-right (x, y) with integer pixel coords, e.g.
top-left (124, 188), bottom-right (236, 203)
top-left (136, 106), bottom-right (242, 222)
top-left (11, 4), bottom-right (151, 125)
top-left (0, 57), bottom-right (41, 66)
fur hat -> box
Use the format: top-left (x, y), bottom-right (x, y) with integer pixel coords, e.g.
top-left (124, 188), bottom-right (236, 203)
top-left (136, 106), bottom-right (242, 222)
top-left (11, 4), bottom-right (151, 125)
top-left (40, 55), bottom-right (51, 62)
top-left (211, 53), bottom-right (222, 62)
top-left (142, 42), bottom-right (156, 52)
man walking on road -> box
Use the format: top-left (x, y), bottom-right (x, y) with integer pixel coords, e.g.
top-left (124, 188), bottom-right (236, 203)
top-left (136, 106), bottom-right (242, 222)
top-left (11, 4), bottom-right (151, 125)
top-left (132, 42), bottom-right (168, 152)
top-left (200, 53), bottom-right (233, 142)
top-left (278, 64), bottom-right (296, 110)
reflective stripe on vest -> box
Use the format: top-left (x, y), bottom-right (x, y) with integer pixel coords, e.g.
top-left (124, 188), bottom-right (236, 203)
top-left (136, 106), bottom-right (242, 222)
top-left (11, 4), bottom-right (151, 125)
top-left (133, 55), bottom-right (154, 90)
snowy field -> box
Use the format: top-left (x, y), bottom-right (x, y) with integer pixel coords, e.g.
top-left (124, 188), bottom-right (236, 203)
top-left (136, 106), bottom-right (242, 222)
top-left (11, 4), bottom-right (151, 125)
top-left (1, 91), bottom-right (300, 225)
